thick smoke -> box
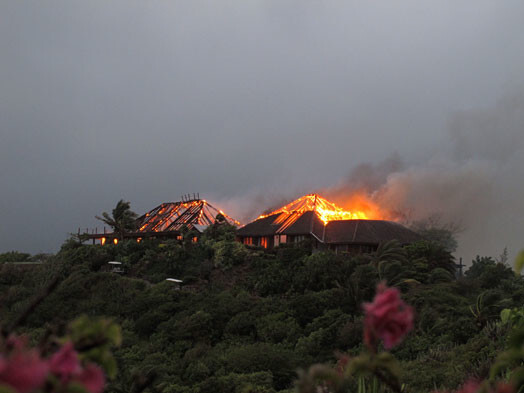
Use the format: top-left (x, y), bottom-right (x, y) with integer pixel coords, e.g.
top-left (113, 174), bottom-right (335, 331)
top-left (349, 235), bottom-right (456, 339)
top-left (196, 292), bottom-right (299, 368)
top-left (331, 93), bottom-right (524, 263)
top-left (218, 93), bottom-right (524, 264)
top-left (211, 189), bottom-right (303, 225)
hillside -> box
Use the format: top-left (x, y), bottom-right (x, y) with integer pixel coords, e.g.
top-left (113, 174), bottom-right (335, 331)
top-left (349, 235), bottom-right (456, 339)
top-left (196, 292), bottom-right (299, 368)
top-left (1, 225), bottom-right (522, 393)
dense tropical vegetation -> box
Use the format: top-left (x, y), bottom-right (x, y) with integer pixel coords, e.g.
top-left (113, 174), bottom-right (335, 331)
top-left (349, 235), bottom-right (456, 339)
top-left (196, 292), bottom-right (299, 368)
top-left (1, 220), bottom-right (524, 393)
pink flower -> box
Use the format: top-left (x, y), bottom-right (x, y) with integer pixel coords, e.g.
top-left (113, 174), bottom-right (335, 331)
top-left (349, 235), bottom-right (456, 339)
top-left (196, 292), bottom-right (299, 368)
top-left (363, 282), bottom-right (414, 350)
top-left (50, 342), bottom-right (80, 382)
top-left (0, 338), bottom-right (49, 393)
top-left (49, 343), bottom-right (106, 393)
top-left (455, 380), bottom-right (481, 393)
top-left (73, 363), bottom-right (105, 393)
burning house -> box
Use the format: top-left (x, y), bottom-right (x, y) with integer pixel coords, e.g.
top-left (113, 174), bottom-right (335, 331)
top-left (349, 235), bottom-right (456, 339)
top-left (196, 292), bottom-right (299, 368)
top-left (83, 195), bottom-right (240, 244)
top-left (236, 194), bottom-right (420, 253)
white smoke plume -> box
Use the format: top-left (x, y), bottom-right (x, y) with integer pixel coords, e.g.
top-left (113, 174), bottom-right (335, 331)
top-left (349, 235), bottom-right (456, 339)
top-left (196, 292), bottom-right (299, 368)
top-left (334, 92), bottom-right (524, 264)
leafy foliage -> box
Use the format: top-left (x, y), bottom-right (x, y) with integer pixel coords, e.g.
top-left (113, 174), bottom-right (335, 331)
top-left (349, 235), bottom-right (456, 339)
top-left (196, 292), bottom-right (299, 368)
top-left (3, 235), bottom-right (524, 393)
top-left (95, 200), bottom-right (138, 240)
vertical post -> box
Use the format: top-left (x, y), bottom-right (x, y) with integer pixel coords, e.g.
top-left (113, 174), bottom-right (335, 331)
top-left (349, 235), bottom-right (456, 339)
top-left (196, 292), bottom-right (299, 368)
top-left (455, 257), bottom-right (464, 278)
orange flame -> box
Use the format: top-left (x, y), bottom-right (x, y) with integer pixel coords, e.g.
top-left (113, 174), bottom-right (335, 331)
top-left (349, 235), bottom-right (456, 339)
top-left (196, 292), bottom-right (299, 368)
top-left (259, 193), bottom-right (386, 225)
top-left (335, 193), bottom-right (387, 221)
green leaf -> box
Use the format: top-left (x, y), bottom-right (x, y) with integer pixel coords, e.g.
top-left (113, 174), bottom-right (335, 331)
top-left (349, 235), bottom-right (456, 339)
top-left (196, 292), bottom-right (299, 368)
top-left (490, 349), bottom-right (524, 379)
top-left (501, 308), bottom-right (512, 324)
top-left (515, 250), bottom-right (524, 274)
top-left (347, 354), bottom-right (373, 377)
top-left (0, 385), bottom-right (16, 393)
top-left (66, 382), bottom-right (90, 393)
top-left (375, 352), bottom-right (402, 384)
top-left (508, 328), bottom-right (524, 349)
top-left (400, 278), bottom-right (421, 285)
top-left (376, 352), bottom-right (400, 369)
top-left (105, 323), bottom-right (122, 347)
top-left (100, 351), bottom-right (118, 379)
top-left (509, 367), bottom-right (524, 392)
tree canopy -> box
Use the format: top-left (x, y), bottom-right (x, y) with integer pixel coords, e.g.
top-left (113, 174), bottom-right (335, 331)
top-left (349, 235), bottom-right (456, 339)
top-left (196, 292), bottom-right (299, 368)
top-left (2, 234), bottom-right (523, 393)
top-left (96, 199), bottom-right (138, 239)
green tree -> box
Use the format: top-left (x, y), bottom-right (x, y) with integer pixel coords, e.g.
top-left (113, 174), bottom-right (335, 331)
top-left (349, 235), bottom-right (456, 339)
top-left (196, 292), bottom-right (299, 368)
top-left (406, 240), bottom-right (456, 275)
top-left (466, 256), bottom-right (514, 288)
top-left (96, 199), bottom-right (138, 240)
top-left (365, 240), bottom-right (408, 281)
top-left (0, 251), bottom-right (31, 263)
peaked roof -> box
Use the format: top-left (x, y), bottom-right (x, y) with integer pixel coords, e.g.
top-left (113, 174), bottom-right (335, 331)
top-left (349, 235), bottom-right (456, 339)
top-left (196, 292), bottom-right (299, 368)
top-left (136, 199), bottom-right (240, 232)
top-left (237, 210), bottom-right (325, 238)
top-left (237, 194), bottom-right (420, 245)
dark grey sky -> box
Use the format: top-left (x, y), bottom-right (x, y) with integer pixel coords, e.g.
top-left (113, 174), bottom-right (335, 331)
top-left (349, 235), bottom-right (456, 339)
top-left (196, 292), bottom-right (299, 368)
top-left (2, 1), bottom-right (524, 263)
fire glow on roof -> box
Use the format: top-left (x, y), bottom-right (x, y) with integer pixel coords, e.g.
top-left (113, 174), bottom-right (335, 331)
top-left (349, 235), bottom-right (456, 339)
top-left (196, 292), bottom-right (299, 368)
top-left (137, 199), bottom-right (240, 232)
top-left (257, 194), bottom-right (372, 230)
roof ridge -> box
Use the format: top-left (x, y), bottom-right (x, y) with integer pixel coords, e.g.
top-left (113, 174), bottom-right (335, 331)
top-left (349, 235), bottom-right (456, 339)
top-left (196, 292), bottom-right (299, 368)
top-left (352, 220), bottom-right (359, 242)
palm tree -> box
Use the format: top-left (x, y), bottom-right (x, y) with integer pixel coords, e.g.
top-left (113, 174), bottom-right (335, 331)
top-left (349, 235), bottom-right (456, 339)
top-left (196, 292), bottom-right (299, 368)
top-left (366, 240), bottom-right (408, 280)
top-left (96, 199), bottom-right (138, 240)
top-left (365, 240), bottom-right (424, 288)
top-left (469, 290), bottom-right (511, 328)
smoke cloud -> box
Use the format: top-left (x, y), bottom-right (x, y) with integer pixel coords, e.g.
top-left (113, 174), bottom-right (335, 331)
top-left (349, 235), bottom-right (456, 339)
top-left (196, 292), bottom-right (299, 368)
top-left (321, 93), bottom-right (524, 263)
top-left (216, 92), bottom-right (524, 265)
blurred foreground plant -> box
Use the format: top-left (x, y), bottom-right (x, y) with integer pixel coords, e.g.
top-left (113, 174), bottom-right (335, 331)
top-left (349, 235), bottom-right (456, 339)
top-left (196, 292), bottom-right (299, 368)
top-left (0, 315), bottom-right (121, 393)
top-left (0, 316), bottom-right (121, 393)
top-left (296, 270), bottom-right (524, 393)
top-left (0, 274), bottom-right (121, 393)
top-left (296, 282), bottom-right (413, 393)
